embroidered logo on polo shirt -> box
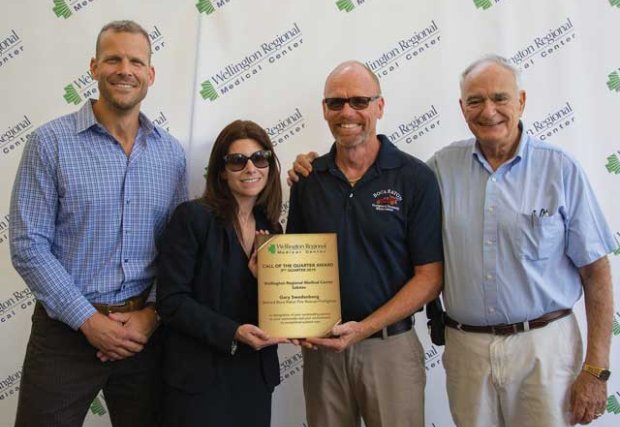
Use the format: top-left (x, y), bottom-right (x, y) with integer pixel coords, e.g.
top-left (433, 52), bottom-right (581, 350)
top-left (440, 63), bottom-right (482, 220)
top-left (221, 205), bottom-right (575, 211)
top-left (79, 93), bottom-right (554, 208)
top-left (372, 189), bottom-right (402, 212)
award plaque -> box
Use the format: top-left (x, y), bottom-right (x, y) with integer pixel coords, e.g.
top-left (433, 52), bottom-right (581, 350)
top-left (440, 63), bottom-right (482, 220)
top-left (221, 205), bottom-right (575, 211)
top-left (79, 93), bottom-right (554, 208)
top-left (257, 234), bottom-right (341, 338)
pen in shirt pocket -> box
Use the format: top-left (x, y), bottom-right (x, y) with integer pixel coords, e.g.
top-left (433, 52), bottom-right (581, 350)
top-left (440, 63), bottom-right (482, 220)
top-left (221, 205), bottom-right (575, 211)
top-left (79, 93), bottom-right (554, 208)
top-left (530, 208), bottom-right (550, 226)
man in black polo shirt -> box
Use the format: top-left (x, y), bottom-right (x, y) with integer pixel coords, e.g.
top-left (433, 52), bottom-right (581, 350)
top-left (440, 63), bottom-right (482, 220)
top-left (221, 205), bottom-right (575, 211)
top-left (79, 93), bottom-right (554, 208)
top-left (286, 60), bottom-right (443, 427)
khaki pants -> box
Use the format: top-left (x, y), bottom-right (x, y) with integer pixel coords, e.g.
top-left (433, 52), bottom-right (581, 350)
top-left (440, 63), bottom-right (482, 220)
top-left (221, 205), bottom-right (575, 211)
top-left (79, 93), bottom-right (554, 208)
top-left (303, 330), bottom-right (426, 427)
top-left (443, 313), bottom-right (583, 427)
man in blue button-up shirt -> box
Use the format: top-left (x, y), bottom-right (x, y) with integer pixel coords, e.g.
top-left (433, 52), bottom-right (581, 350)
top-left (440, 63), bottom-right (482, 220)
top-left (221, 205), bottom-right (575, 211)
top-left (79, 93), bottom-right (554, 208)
top-left (9, 21), bottom-right (187, 427)
top-left (428, 54), bottom-right (616, 427)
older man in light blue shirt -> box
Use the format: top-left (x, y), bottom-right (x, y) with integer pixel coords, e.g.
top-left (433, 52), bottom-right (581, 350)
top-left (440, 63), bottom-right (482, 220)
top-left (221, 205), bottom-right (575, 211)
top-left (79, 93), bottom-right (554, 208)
top-left (428, 54), bottom-right (616, 427)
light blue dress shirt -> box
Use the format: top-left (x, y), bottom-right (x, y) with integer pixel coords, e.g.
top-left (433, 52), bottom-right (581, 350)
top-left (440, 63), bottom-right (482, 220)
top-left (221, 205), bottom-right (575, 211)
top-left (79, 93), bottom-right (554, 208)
top-left (428, 126), bottom-right (616, 326)
top-left (10, 100), bottom-right (188, 330)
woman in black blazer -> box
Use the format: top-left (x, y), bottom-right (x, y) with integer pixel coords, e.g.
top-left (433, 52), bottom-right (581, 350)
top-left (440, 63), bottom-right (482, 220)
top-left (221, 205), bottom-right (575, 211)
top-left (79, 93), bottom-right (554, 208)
top-left (157, 120), bottom-right (287, 427)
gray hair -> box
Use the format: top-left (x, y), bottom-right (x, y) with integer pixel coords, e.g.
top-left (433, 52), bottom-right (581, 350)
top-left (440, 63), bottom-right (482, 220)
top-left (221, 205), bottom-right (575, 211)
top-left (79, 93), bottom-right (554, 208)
top-left (460, 54), bottom-right (522, 90)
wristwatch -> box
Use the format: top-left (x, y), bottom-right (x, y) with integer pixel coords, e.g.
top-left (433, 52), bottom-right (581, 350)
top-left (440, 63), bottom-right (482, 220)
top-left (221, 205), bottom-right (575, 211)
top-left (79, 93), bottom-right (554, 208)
top-left (582, 363), bottom-right (611, 381)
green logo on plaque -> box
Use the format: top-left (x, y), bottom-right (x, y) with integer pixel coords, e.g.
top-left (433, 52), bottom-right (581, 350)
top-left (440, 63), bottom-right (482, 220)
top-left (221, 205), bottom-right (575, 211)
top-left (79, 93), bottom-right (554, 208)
top-left (53, 0), bottom-right (72, 18)
top-left (608, 71), bottom-right (620, 92)
top-left (606, 153), bottom-right (620, 174)
top-left (608, 395), bottom-right (620, 414)
top-left (336, 0), bottom-right (355, 12)
top-left (200, 80), bottom-right (218, 101)
top-left (268, 244), bottom-right (276, 254)
top-left (63, 84), bottom-right (82, 105)
top-left (89, 396), bottom-right (107, 416)
top-left (196, 0), bottom-right (215, 14)
top-left (474, 0), bottom-right (493, 10)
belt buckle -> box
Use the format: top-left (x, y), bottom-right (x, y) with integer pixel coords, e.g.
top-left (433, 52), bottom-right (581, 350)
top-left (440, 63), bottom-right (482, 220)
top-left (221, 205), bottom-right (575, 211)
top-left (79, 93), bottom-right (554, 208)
top-left (492, 325), bottom-right (512, 336)
top-left (108, 301), bottom-right (130, 314)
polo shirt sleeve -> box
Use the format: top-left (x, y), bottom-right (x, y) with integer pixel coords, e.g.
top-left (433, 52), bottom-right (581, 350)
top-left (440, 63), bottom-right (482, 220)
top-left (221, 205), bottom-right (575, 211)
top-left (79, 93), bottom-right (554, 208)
top-left (406, 163), bottom-right (444, 266)
top-left (561, 155), bottom-right (616, 267)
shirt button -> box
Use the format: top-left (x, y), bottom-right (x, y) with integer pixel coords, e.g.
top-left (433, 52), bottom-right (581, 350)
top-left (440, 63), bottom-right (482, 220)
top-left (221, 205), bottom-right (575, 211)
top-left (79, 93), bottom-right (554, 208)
top-left (486, 240), bottom-right (493, 245)
top-left (124, 259), bottom-right (129, 263)
top-left (488, 207), bottom-right (495, 213)
top-left (489, 307), bottom-right (495, 313)
top-left (486, 274), bottom-right (493, 280)
top-left (349, 193), bottom-right (353, 198)
top-left (491, 177), bottom-right (497, 182)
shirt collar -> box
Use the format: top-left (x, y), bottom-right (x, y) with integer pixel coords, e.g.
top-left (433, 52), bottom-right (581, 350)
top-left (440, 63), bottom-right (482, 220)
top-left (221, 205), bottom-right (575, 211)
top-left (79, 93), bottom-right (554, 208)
top-left (75, 99), bottom-right (159, 137)
top-left (314, 134), bottom-right (403, 173)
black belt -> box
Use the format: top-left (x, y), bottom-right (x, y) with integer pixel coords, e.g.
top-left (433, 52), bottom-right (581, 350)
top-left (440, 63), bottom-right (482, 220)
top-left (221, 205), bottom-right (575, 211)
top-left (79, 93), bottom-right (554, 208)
top-left (445, 309), bottom-right (572, 336)
top-left (368, 318), bottom-right (413, 339)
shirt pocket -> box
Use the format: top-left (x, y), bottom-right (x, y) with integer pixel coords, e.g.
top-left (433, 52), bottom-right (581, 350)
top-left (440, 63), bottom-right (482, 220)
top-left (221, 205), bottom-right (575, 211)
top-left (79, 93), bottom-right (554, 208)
top-left (517, 212), bottom-right (564, 261)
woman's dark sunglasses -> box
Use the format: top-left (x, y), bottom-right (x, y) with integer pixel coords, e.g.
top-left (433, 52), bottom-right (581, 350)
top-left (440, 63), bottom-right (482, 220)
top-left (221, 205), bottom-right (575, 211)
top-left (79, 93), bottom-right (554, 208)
top-left (223, 149), bottom-right (272, 172)
top-left (323, 95), bottom-right (381, 111)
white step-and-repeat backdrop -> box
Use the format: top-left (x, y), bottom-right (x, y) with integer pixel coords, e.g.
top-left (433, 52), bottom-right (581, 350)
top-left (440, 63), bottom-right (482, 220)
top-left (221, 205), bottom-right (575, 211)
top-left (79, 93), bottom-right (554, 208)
top-left (1, 1), bottom-right (619, 426)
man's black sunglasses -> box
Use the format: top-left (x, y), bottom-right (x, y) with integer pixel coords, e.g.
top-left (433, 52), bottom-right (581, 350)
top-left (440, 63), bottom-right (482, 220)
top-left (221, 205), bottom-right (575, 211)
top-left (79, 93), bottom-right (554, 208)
top-left (223, 150), bottom-right (272, 171)
top-left (323, 95), bottom-right (381, 111)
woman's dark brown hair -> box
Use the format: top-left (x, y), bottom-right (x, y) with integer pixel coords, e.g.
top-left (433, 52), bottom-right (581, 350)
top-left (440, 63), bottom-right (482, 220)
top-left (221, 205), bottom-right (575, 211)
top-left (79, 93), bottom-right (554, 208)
top-left (202, 120), bottom-right (282, 230)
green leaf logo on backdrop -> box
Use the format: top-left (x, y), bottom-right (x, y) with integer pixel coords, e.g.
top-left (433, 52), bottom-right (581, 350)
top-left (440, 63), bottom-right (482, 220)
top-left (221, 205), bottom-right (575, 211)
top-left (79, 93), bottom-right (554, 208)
top-left (200, 81), bottom-right (218, 101)
top-left (608, 395), bottom-right (620, 414)
top-left (608, 70), bottom-right (620, 92)
top-left (53, 0), bottom-right (72, 18)
top-left (196, 0), bottom-right (216, 14)
top-left (606, 152), bottom-right (620, 174)
top-left (613, 316), bottom-right (620, 335)
top-left (336, 0), bottom-right (355, 12)
top-left (89, 396), bottom-right (106, 416)
top-left (474, 0), bottom-right (493, 10)
top-left (63, 84), bottom-right (82, 105)
top-left (610, 0), bottom-right (620, 8)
